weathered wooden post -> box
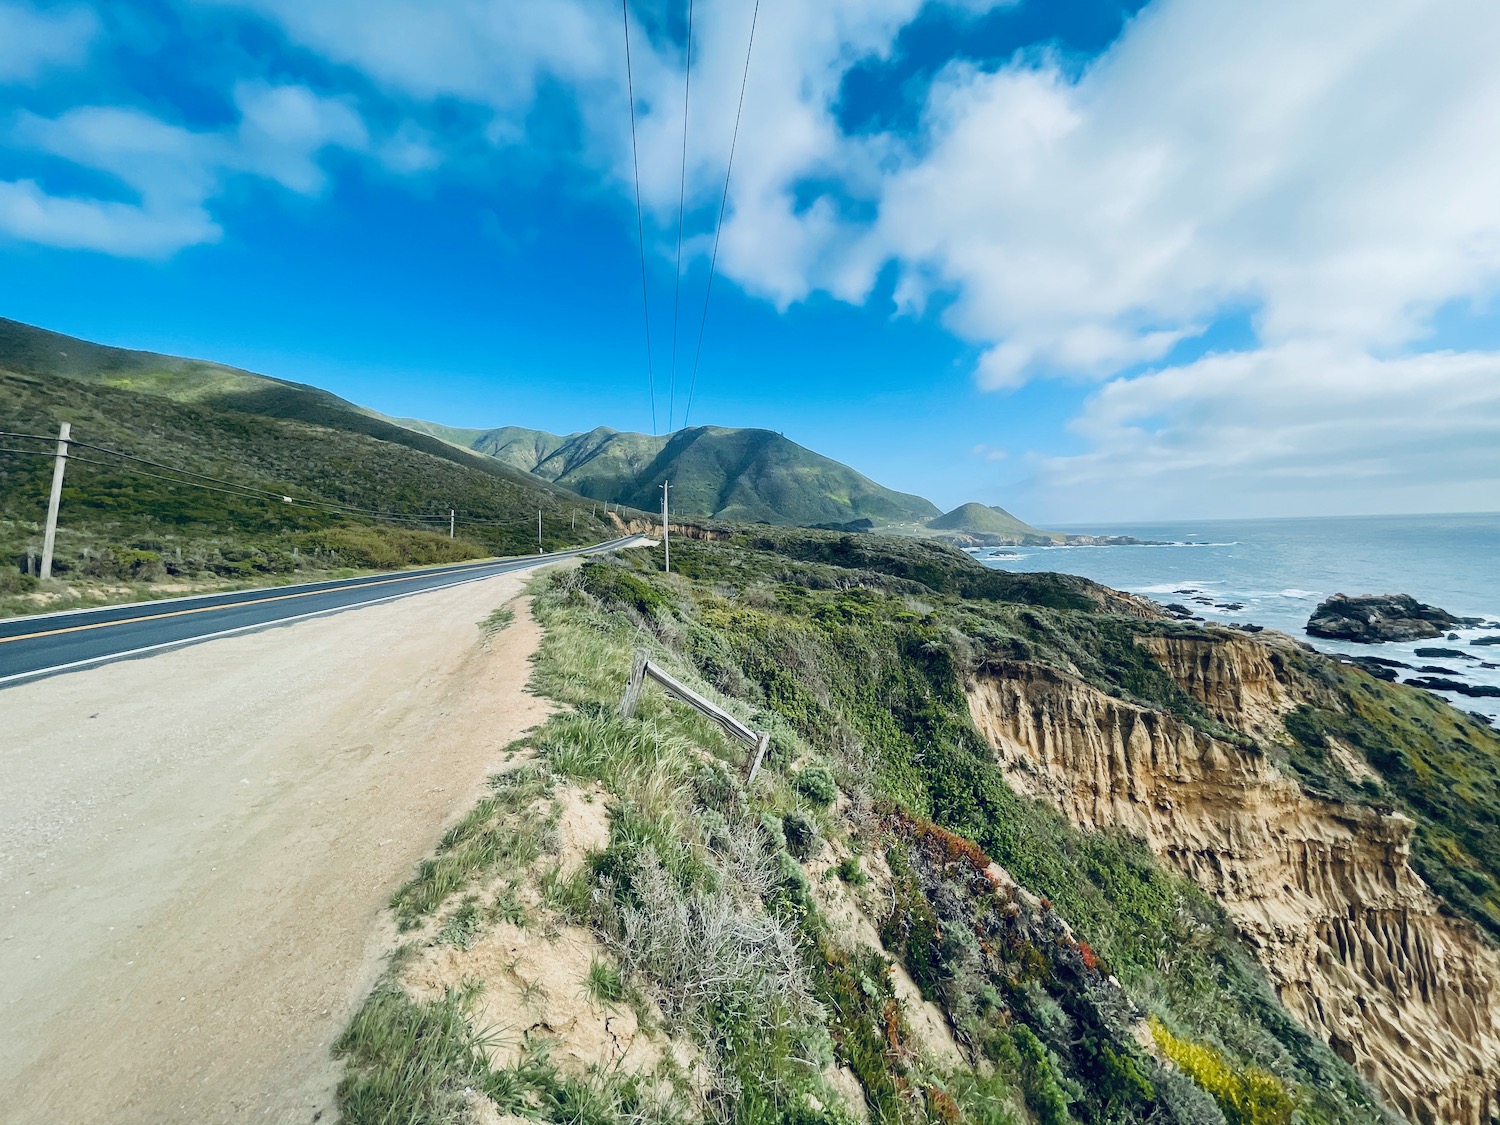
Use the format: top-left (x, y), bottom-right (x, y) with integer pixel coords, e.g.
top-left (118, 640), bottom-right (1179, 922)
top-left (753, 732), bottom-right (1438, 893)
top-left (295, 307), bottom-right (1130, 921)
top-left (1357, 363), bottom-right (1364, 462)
top-left (616, 649), bottom-right (769, 781)
top-left (618, 650), bottom-right (649, 718)
top-left (746, 730), bottom-right (771, 784)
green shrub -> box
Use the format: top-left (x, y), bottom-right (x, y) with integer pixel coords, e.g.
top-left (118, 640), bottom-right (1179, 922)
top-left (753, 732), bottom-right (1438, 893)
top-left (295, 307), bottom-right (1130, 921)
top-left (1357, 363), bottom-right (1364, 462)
top-left (782, 810), bottom-right (821, 861)
top-left (1013, 1025), bottom-right (1075, 1125)
top-left (836, 855), bottom-right (867, 885)
top-left (793, 764), bottom-right (838, 806)
top-left (0, 567), bottom-right (37, 595)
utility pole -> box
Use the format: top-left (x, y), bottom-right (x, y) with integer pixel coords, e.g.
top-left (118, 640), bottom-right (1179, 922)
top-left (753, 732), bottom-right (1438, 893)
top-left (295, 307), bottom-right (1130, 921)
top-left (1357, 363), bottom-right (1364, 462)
top-left (449, 509), bottom-right (455, 539)
top-left (537, 509), bottom-right (543, 554)
top-left (40, 421), bottom-right (71, 581)
top-left (660, 480), bottom-right (670, 574)
top-left (571, 509), bottom-right (576, 532)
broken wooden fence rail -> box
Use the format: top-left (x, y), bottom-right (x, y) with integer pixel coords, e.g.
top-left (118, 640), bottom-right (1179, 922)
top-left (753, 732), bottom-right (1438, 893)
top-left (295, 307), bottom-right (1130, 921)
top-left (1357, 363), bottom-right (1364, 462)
top-left (617, 651), bottom-right (772, 783)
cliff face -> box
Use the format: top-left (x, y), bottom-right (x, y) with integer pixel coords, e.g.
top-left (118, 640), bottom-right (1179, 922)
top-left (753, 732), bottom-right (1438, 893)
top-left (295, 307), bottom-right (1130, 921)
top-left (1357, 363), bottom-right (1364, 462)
top-left (966, 634), bottom-right (1500, 1125)
top-left (605, 512), bottom-right (730, 541)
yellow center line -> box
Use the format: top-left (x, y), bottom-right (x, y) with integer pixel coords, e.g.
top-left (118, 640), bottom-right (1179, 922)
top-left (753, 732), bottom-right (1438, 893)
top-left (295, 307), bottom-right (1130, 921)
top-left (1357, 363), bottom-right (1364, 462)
top-left (0, 557), bottom-right (523, 646)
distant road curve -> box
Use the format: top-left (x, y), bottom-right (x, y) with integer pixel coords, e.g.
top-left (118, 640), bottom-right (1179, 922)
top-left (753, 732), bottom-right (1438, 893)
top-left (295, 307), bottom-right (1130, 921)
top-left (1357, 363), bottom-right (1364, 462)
top-left (0, 536), bottom-right (644, 688)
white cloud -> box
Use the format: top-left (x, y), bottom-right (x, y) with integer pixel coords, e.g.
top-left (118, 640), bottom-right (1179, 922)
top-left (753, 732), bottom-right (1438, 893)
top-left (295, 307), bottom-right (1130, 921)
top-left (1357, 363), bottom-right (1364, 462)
top-left (0, 1), bottom-right (98, 82)
top-left (1032, 344), bottom-right (1500, 518)
top-left (855, 0), bottom-right (1500, 385)
top-left (203, 0), bottom-right (1500, 514)
top-left (0, 178), bottom-right (218, 255)
top-left (10, 0), bottom-right (1494, 513)
top-left (233, 81), bottom-right (367, 193)
top-left (200, 0), bottom-right (614, 113)
top-left (0, 86), bottom-right (366, 256)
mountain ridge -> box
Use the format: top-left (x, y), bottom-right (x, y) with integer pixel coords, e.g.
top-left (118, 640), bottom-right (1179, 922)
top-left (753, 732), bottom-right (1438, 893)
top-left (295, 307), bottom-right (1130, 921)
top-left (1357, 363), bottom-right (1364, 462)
top-left (1, 315), bottom-right (1036, 534)
top-left (391, 419), bottom-right (944, 528)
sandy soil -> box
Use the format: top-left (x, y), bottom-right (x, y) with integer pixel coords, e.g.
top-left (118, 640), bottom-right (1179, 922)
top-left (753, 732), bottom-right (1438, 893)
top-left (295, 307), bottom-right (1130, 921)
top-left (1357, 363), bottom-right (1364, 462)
top-left (0, 565), bottom-right (566, 1125)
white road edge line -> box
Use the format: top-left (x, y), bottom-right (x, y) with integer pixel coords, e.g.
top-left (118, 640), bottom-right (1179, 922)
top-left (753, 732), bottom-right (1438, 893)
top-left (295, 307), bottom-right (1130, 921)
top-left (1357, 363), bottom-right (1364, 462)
top-left (1, 546), bottom-right (592, 626)
top-left (0, 558), bottom-right (546, 689)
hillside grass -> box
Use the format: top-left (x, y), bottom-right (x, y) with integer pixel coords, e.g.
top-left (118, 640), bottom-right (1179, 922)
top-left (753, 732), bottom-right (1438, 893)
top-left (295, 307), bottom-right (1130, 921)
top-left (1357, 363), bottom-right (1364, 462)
top-left (463, 422), bottom-right (942, 527)
top-left (0, 368), bottom-right (618, 614)
top-left (591, 540), bottom-right (1381, 1124)
top-left (1277, 653), bottom-right (1500, 938)
top-left (342, 530), bottom-right (1405, 1125)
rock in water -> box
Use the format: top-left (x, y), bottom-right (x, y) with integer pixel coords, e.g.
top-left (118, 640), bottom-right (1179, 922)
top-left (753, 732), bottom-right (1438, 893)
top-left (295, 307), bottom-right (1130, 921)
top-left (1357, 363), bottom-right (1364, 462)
top-left (1307, 593), bottom-right (1480, 643)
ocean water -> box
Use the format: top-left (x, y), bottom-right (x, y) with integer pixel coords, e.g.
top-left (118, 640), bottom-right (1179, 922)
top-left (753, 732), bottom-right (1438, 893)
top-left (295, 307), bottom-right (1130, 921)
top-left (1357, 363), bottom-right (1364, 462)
top-left (973, 512), bottom-right (1500, 721)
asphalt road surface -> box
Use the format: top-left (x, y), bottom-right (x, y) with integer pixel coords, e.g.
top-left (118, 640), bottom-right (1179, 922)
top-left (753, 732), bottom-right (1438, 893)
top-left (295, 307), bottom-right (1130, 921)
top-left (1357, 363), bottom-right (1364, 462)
top-left (0, 536), bottom-right (647, 1123)
top-left (0, 536), bottom-right (640, 688)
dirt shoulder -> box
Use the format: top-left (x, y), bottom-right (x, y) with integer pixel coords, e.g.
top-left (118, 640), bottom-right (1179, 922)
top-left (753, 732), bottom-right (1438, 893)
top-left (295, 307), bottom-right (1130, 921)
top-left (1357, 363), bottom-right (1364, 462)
top-left (0, 565), bottom-right (562, 1124)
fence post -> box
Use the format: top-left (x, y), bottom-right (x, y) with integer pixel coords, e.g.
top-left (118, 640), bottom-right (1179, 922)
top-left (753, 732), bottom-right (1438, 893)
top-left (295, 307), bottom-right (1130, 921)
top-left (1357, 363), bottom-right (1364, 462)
top-left (746, 731), bottom-right (771, 784)
top-left (618, 651), bottom-right (648, 718)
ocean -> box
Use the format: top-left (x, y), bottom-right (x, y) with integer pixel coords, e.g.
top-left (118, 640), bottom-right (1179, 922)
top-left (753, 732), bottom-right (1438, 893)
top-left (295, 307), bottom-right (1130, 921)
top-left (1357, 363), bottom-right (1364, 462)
top-left (973, 512), bottom-right (1500, 721)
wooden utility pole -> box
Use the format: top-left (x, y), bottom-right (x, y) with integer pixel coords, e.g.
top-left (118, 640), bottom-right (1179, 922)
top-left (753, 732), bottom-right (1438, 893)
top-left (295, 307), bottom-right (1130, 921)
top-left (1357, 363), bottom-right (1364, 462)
top-left (537, 509), bottom-right (543, 554)
top-left (449, 509), bottom-right (455, 538)
top-left (39, 421), bottom-right (70, 580)
top-left (660, 480), bottom-right (670, 573)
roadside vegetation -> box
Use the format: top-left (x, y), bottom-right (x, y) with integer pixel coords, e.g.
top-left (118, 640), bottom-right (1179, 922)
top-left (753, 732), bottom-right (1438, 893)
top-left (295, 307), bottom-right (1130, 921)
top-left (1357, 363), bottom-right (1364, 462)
top-left (0, 368), bottom-right (628, 616)
top-left (330, 529), bottom-right (1476, 1125)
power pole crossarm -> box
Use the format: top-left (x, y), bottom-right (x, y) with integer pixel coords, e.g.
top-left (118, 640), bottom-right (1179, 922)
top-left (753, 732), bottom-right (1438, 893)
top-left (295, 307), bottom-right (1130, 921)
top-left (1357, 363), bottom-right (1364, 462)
top-left (39, 421), bottom-right (71, 581)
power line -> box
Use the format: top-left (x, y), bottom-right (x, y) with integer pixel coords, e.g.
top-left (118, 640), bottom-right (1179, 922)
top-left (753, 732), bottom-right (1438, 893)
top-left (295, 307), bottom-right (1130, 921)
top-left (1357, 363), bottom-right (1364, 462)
top-left (667, 0), bottom-right (695, 432)
top-left (0, 430), bottom-right (60, 443)
top-left (621, 0), bottom-right (659, 436)
top-left (682, 0), bottom-right (760, 431)
top-left (69, 439), bottom-right (302, 504)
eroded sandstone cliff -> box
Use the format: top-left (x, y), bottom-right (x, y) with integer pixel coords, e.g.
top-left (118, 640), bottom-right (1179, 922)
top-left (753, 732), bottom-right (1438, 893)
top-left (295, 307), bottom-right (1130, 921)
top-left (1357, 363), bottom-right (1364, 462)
top-left (966, 633), bottom-right (1500, 1125)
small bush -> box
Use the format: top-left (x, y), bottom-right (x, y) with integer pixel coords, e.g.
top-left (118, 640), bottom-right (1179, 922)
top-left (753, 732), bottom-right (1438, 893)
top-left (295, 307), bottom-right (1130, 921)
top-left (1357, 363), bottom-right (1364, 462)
top-left (792, 764), bottom-right (838, 806)
top-left (0, 567), bottom-right (37, 595)
top-left (437, 896), bottom-right (484, 949)
top-left (782, 810), bottom-right (822, 861)
top-left (584, 959), bottom-right (626, 1007)
top-left (1150, 1018), bottom-right (1295, 1125)
top-left (836, 855), bottom-right (868, 885)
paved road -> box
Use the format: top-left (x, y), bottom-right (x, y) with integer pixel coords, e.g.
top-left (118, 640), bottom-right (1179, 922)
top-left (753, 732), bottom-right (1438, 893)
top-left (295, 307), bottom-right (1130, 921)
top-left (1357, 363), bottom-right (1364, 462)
top-left (0, 536), bottom-right (640, 687)
top-left (1, 560), bottom-right (575, 1124)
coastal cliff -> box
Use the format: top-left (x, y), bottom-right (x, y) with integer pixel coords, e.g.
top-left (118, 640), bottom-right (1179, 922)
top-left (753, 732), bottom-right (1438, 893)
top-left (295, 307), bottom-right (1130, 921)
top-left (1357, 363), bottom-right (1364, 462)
top-left (967, 633), bottom-right (1500, 1125)
top-left (337, 530), bottom-right (1496, 1125)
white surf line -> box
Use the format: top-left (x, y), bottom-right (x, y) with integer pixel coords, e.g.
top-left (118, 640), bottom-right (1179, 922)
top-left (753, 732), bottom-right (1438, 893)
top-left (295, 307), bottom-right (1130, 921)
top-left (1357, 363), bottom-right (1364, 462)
top-left (0, 560), bottom-right (543, 689)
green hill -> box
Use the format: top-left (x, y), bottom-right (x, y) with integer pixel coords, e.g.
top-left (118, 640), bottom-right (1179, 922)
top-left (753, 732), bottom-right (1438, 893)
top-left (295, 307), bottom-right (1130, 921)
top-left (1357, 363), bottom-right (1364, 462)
top-left (927, 501), bottom-right (1051, 540)
top-left (0, 318), bottom-right (622, 609)
top-left (408, 422), bottom-right (942, 527)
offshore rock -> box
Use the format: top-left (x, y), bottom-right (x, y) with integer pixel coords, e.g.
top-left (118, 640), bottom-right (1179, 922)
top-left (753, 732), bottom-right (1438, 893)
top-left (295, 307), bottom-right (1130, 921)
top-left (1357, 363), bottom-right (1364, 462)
top-left (1307, 593), bottom-right (1479, 643)
top-left (966, 632), bottom-right (1500, 1125)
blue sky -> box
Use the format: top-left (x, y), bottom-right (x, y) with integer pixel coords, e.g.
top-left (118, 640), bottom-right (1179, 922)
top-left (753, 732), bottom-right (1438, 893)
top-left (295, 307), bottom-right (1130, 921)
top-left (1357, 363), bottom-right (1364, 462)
top-left (2, 0), bottom-right (1498, 523)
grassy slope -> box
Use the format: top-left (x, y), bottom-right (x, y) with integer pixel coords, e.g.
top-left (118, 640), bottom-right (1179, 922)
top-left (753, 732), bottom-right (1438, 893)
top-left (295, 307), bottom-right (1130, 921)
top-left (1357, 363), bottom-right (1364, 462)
top-left (0, 317), bottom-right (563, 495)
top-left (345, 528), bottom-right (1422, 1125)
top-left (0, 322), bottom-right (626, 611)
top-left (417, 421), bottom-right (943, 527)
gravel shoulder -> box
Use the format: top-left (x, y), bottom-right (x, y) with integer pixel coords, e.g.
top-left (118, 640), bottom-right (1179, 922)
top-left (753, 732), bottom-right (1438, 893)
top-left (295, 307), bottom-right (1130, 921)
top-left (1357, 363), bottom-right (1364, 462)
top-left (0, 565), bottom-right (562, 1124)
